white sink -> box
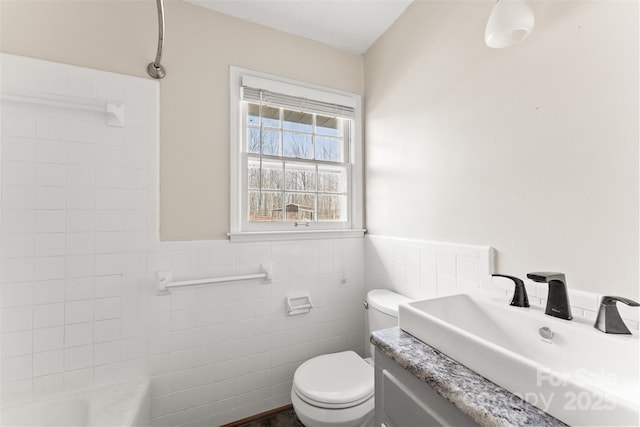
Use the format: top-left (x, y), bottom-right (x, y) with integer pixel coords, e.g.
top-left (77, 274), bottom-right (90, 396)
top-left (399, 294), bottom-right (639, 426)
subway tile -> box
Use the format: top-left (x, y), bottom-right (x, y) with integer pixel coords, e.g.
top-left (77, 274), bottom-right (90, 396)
top-left (63, 367), bottom-right (93, 391)
top-left (1, 330), bottom-right (33, 357)
top-left (35, 163), bottom-right (66, 187)
top-left (36, 140), bottom-right (67, 164)
top-left (66, 255), bottom-right (95, 278)
top-left (123, 168), bottom-right (146, 189)
top-left (65, 299), bottom-right (94, 324)
top-left (93, 275), bottom-right (121, 298)
top-left (96, 188), bottom-right (122, 210)
top-left (34, 302), bottom-right (65, 328)
top-left (33, 326), bottom-right (64, 352)
top-left (68, 68), bottom-right (96, 99)
top-left (122, 211), bottom-right (146, 232)
top-left (436, 251), bottom-right (456, 277)
top-left (124, 148), bottom-right (147, 169)
top-left (568, 289), bottom-right (600, 312)
top-left (2, 136), bottom-right (36, 162)
top-left (2, 113), bottom-right (35, 138)
top-left (93, 341), bottom-right (121, 366)
top-left (33, 350), bottom-right (64, 377)
top-left (34, 256), bottom-right (65, 281)
top-left (95, 232), bottom-right (122, 254)
top-left (66, 232), bottom-right (95, 255)
top-left (32, 372), bottom-right (64, 399)
top-left (94, 253), bottom-right (121, 276)
top-left (1, 306), bottom-right (33, 332)
top-left (64, 345), bottom-right (93, 370)
top-left (2, 185), bottom-right (35, 210)
top-left (35, 233), bottom-right (66, 257)
top-left (456, 254), bottom-right (479, 284)
top-left (95, 145), bottom-right (123, 167)
top-left (35, 187), bottom-right (65, 210)
top-left (96, 167), bottom-right (123, 188)
top-left (35, 62), bottom-right (68, 95)
top-left (0, 234), bottom-right (34, 259)
top-left (67, 120), bottom-right (95, 143)
top-left (0, 282), bottom-right (33, 308)
top-left (65, 322), bottom-right (93, 348)
top-left (1, 379), bottom-right (34, 408)
top-left (66, 210), bottom-right (94, 232)
top-left (1, 355), bottom-right (33, 383)
top-left (95, 210), bottom-right (122, 231)
top-left (2, 161), bottom-right (35, 186)
top-left (34, 279), bottom-right (65, 304)
top-left (36, 117), bottom-right (67, 141)
top-left (96, 75), bottom-right (123, 103)
top-left (35, 210), bottom-right (65, 232)
top-left (94, 296), bottom-right (120, 320)
top-left (66, 188), bottom-right (95, 210)
top-left (65, 277), bottom-right (94, 301)
top-left (67, 143), bottom-right (95, 165)
top-left (436, 275), bottom-right (457, 297)
top-left (2, 210), bottom-right (35, 234)
top-left (93, 318), bottom-right (120, 343)
top-left (67, 165), bottom-right (95, 188)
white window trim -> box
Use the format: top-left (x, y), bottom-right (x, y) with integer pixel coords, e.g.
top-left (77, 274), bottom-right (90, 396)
top-left (229, 66), bottom-right (364, 242)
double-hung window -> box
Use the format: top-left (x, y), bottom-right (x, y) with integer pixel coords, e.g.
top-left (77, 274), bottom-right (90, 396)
top-left (229, 67), bottom-right (363, 241)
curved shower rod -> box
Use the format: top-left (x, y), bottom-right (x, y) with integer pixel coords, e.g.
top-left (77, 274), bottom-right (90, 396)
top-left (147, 0), bottom-right (166, 79)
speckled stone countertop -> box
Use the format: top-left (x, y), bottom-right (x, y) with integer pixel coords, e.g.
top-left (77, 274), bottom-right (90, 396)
top-left (371, 327), bottom-right (566, 427)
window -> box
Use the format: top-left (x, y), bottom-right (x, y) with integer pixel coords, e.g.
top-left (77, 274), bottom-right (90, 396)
top-left (229, 68), bottom-right (363, 241)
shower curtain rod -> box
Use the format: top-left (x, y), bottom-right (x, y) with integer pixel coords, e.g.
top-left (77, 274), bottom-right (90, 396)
top-left (147, 0), bottom-right (166, 79)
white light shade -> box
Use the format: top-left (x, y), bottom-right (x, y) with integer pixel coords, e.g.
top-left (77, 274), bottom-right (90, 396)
top-left (485, 0), bottom-right (535, 48)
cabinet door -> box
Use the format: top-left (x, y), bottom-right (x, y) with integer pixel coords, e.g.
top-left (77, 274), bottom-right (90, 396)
top-left (381, 369), bottom-right (446, 427)
top-left (375, 350), bottom-right (478, 427)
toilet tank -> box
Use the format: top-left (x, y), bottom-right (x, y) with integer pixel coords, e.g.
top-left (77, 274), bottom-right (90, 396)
top-left (366, 289), bottom-right (412, 356)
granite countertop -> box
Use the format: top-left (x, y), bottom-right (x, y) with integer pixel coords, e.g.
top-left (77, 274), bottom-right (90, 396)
top-left (371, 327), bottom-right (566, 427)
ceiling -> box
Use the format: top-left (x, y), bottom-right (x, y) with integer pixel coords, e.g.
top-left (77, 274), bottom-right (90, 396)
top-left (185, 0), bottom-right (413, 54)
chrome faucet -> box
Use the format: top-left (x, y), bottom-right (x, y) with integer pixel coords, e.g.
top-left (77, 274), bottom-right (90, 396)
top-left (527, 272), bottom-right (572, 320)
top-left (594, 296), bottom-right (639, 334)
top-left (492, 274), bottom-right (529, 307)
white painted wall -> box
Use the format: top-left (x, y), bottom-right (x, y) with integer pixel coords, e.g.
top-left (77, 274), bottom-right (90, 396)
top-left (0, 0), bottom-right (364, 241)
top-left (364, 0), bottom-right (639, 296)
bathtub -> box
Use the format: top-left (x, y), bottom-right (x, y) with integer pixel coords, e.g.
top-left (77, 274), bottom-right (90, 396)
top-left (0, 377), bottom-right (149, 427)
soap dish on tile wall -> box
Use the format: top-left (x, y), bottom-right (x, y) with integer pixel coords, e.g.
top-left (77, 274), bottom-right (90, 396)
top-left (286, 295), bottom-right (313, 315)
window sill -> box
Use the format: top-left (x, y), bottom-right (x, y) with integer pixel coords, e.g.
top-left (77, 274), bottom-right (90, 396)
top-left (227, 229), bottom-right (366, 243)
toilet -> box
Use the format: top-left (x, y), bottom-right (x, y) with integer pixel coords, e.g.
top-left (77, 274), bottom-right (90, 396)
top-left (291, 289), bottom-right (412, 427)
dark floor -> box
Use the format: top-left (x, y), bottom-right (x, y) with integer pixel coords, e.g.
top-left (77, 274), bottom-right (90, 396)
top-left (238, 409), bottom-right (304, 427)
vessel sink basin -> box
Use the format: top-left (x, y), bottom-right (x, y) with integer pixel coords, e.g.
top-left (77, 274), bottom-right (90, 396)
top-left (398, 294), bottom-right (639, 426)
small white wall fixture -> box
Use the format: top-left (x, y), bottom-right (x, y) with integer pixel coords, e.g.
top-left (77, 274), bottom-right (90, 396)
top-left (485, 0), bottom-right (535, 48)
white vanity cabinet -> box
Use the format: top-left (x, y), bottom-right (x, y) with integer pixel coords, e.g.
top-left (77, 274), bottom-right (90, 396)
top-left (374, 349), bottom-right (479, 427)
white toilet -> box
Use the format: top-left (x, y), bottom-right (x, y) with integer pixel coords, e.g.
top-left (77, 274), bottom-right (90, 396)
top-left (291, 289), bottom-right (411, 427)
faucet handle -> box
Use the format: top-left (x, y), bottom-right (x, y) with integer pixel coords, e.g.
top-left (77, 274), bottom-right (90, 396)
top-left (594, 296), bottom-right (639, 335)
top-left (492, 274), bottom-right (529, 308)
top-left (600, 296), bottom-right (639, 307)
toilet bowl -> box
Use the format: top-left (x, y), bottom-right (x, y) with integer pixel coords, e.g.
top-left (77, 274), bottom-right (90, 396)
top-left (291, 351), bottom-right (374, 427)
top-left (290, 289), bottom-right (411, 427)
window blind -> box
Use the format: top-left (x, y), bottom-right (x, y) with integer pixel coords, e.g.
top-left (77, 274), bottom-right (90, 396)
top-left (241, 87), bottom-right (355, 119)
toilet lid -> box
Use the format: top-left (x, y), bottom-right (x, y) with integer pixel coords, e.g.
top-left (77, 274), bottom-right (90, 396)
top-left (293, 351), bottom-right (374, 409)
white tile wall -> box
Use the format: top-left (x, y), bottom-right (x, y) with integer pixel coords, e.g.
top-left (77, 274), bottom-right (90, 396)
top-left (365, 235), bottom-right (494, 300)
top-left (0, 54), bottom-right (366, 427)
top-left (364, 235), bottom-right (639, 331)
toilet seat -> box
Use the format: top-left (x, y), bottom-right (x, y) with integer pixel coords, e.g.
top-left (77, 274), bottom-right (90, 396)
top-left (292, 351), bottom-right (374, 409)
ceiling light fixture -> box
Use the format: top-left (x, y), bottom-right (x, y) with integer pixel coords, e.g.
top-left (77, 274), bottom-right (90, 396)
top-left (485, 0), bottom-right (535, 48)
